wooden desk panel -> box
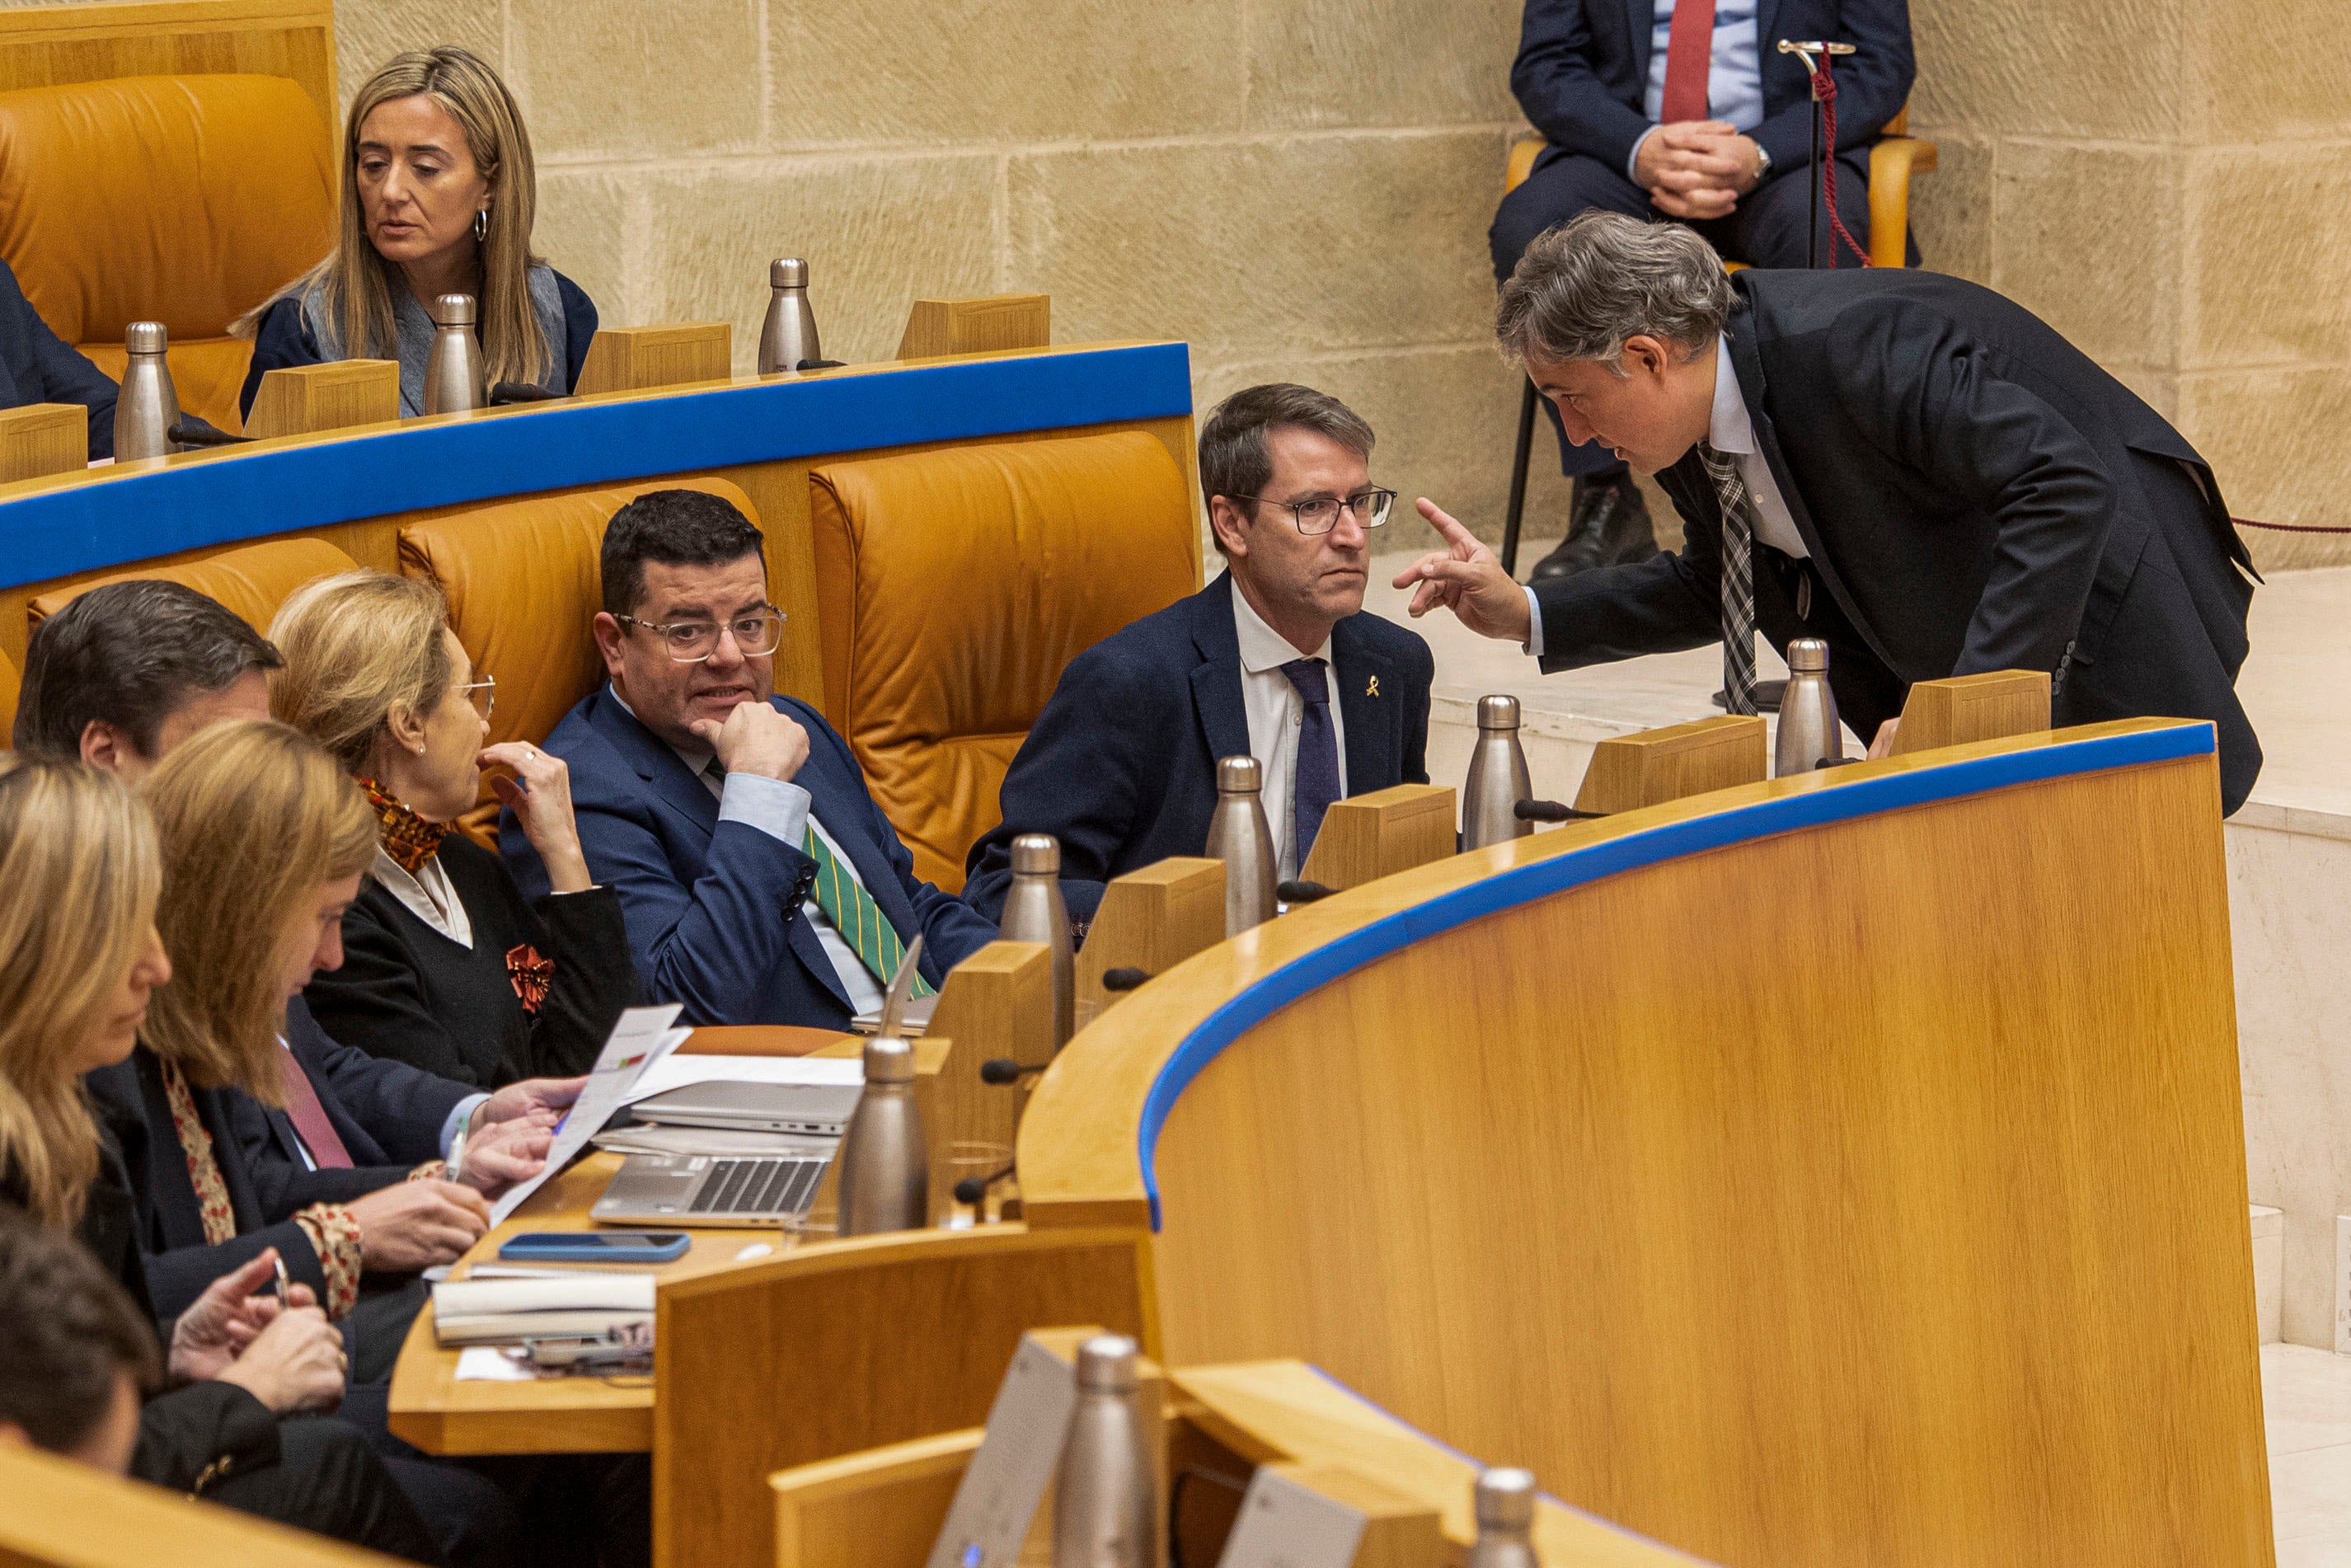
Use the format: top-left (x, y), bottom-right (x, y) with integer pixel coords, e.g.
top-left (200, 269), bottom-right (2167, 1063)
top-left (1017, 721), bottom-right (2269, 1566)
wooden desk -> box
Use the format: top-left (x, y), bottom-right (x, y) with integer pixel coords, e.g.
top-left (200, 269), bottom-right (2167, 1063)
top-left (387, 1152), bottom-right (806, 1456)
top-left (1016, 721), bottom-right (2271, 1566)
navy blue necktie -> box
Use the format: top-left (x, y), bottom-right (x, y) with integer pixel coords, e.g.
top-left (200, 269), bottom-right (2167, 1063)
top-left (1280, 658), bottom-right (1340, 871)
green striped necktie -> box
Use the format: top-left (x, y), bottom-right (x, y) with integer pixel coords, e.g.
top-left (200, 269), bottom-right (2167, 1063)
top-left (706, 754), bottom-right (931, 997)
top-left (800, 824), bottom-right (934, 997)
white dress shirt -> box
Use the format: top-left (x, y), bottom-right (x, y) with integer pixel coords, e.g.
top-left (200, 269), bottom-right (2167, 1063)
top-left (1232, 583), bottom-right (1349, 881)
top-left (1526, 335), bottom-right (1803, 659)
top-left (1628, 0), bottom-right (1767, 182)
top-left (372, 849), bottom-right (474, 949)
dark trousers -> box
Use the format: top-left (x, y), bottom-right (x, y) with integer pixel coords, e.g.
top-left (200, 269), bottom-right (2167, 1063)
top-left (1490, 145), bottom-right (1900, 477)
top-left (204, 1414), bottom-right (450, 1566)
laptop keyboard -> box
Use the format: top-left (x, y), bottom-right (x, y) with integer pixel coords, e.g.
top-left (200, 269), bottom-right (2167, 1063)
top-left (690, 1157), bottom-right (830, 1216)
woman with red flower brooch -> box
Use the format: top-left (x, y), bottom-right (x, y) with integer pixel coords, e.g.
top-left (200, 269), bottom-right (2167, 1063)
top-left (270, 571), bottom-right (641, 1087)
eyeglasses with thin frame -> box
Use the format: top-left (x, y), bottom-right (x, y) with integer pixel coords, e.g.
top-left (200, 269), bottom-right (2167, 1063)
top-left (455, 677), bottom-right (495, 721)
top-left (615, 606), bottom-right (789, 664)
top-left (1241, 487), bottom-right (1397, 536)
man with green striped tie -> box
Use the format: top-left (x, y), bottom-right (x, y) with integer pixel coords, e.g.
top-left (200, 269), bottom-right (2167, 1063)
top-left (501, 488), bottom-right (999, 1026)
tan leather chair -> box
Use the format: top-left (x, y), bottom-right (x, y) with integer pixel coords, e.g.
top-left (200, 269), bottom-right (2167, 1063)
top-left (0, 74), bottom-right (335, 434)
top-left (397, 477), bottom-right (763, 846)
top-left (810, 430), bottom-right (1198, 893)
top-left (26, 536), bottom-right (360, 633)
top-left (0, 641), bottom-right (18, 744)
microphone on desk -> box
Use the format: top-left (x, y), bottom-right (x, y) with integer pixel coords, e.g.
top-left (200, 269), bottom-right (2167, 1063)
top-left (489, 381), bottom-right (559, 405)
top-left (953, 1161), bottom-right (1017, 1207)
top-left (1276, 880), bottom-right (1339, 905)
top-left (980, 1058), bottom-right (1050, 1086)
top-left (1100, 967), bottom-right (1150, 993)
top-left (1515, 798), bottom-right (1604, 823)
top-left (167, 421), bottom-right (253, 448)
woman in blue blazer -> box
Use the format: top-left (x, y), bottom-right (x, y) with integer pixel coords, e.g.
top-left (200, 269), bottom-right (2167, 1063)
top-left (237, 45), bottom-right (597, 420)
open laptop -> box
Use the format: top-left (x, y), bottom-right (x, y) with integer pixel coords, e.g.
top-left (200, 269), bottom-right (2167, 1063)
top-left (590, 941), bottom-right (925, 1228)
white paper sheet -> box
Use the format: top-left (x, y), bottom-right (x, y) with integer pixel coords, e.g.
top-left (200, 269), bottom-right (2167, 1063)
top-left (488, 1005), bottom-right (684, 1225)
top-left (453, 1347), bottom-right (539, 1383)
top-left (618, 1051), bottom-right (865, 1106)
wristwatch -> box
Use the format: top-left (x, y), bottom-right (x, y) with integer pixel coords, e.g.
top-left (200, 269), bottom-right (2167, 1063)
top-left (1753, 143), bottom-right (1774, 181)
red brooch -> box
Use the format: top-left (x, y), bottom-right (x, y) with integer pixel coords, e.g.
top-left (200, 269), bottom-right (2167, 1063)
top-left (505, 944), bottom-right (553, 1016)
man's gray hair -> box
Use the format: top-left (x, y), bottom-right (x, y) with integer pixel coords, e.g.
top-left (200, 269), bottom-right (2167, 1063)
top-left (1495, 211), bottom-right (1734, 373)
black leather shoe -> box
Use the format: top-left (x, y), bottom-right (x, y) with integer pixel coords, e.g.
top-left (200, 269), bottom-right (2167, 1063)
top-left (1526, 472), bottom-right (1659, 583)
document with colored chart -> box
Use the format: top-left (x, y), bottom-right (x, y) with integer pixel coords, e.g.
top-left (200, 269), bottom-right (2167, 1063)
top-left (489, 1003), bottom-right (685, 1225)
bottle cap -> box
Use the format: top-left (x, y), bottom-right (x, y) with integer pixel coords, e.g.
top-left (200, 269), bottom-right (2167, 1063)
top-left (430, 293), bottom-right (478, 326)
top-left (861, 1035), bottom-right (915, 1084)
top-left (1216, 755), bottom-right (1263, 795)
top-left (1787, 637), bottom-right (1829, 674)
top-left (1074, 1334), bottom-right (1138, 1392)
top-left (770, 257), bottom-right (809, 289)
top-left (1474, 1467), bottom-right (1537, 1530)
top-left (124, 321), bottom-right (168, 354)
top-left (1476, 694), bottom-right (1521, 730)
top-left (1011, 833), bottom-right (1060, 875)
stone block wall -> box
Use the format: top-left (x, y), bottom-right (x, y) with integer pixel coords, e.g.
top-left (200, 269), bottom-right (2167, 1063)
top-left (1907, 0), bottom-right (2351, 567)
top-left (324, 0), bottom-right (1575, 551)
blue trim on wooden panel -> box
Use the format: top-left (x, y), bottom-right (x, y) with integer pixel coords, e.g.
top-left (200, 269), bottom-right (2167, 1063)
top-left (0, 342), bottom-right (1194, 590)
top-left (1138, 721), bottom-right (2215, 1228)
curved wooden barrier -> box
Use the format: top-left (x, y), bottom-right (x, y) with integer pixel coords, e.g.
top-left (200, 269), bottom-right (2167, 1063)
top-left (1016, 719), bottom-right (2270, 1566)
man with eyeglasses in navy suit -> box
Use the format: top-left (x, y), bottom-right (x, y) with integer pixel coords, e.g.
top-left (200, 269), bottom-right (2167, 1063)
top-left (964, 384), bottom-right (1435, 932)
top-left (507, 488), bottom-right (997, 1028)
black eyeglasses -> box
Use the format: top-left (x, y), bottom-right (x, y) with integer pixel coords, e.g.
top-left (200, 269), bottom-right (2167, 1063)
top-left (615, 606), bottom-right (787, 663)
top-left (1242, 487), bottom-right (1397, 535)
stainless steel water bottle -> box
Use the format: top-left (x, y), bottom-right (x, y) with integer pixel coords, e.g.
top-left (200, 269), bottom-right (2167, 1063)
top-left (424, 294), bottom-right (486, 414)
top-left (999, 834), bottom-right (1075, 1052)
top-left (1051, 1335), bottom-right (1153, 1568)
top-left (1204, 755), bottom-right (1277, 936)
top-left (757, 258), bottom-right (822, 374)
top-left (835, 1035), bottom-right (927, 1235)
top-left (1464, 1467), bottom-right (1539, 1568)
top-left (1773, 637), bottom-right (1843, 776)
top-left (1462, 694), bottom-right (1536, 850)
top-left (114, 322), bottom-right (180, 461)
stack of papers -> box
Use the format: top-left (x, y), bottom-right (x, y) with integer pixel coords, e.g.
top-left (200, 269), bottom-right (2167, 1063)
top-left (432, 1273), bottom-right (656, 1346)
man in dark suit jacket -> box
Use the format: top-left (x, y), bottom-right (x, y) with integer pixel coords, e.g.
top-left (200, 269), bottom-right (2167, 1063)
top-left (1398, 213), bottom-right (2260, 814)
top-left (1496, 0), bottom-right (1915, 581)
top-left (0, 256), bottom-right (120, 461)
top-left (965, 385), bottom-right (1435, 926)
top-left (509, 489), bottom-right (997, 1028)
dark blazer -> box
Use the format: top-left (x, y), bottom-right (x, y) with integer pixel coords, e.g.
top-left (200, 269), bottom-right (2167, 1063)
top-left (230, 995), bottom-right (475, 1223)
top-left (1532, 267), bottom-right (2260, 810)
top-left (2, 1134), bottom-right (284, 1495)
top-left (0, 256), bottom-right (121, 460)
top-left (1512, 0), bottom-right (1914, 176)
top-left (235, 268), bottom-right (600, 420)
top-left (507, 688), bottom-right (998, 1028)
top-left (303, 834), bottom-right (642, 1088)
top-left (963, 574), bottom-right (1436, 925)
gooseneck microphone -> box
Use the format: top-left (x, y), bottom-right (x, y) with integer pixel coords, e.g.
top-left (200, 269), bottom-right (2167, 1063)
top-left (167, 422), bottom-right (253, 448)
top-left (1276, 879), bottom-right (1339, 904)
top-left (489, 381), bottom-right (559, 405)
top-left (979, 1058), bottom-right (1050, 1086)
top-left (1515, 798), bottom-right (1606, 823)
top-left (952, 1162), bottom-right (1017, 1207)
top-left (1100, 967), bottom-right (1150, 993)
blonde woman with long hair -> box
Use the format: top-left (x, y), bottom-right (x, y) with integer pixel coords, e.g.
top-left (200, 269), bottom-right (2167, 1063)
top-left (234, 45), bottom-right (598, 420)
top-left (84, 721), bottom-right (570, 1344)
top-left (0, 757), bottom-right (455, 1553)
top-left (273, 570), bottom-right (639, 1087)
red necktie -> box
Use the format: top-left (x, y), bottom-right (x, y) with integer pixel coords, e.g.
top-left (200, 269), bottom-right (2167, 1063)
top-left (1660, 0), bottom-right (1718, 124)
top-left (279, 1049), bottom-right (354, 1170)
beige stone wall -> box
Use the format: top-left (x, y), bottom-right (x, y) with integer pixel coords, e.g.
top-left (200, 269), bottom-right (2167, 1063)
top-left (320, 0), bottom-right (1576, 552)
top-left (1907, 0), bottom-right (2351, 567)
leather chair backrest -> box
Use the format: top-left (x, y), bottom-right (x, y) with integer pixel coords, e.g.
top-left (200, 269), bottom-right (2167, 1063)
top-left (26, 536), bottom-right (361, 633)
top-left (397, 476), bottom-right (763, 844)
top-left (0, 74), bottom-right (335, 432)
top-left (809, 430), bottom-right (1197, 892)
top-left (0, 641), bottom-right (18, 744)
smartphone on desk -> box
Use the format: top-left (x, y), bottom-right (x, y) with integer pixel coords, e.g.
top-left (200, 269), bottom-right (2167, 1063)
top-left (498, 1230), bottom-right (691, 1264)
